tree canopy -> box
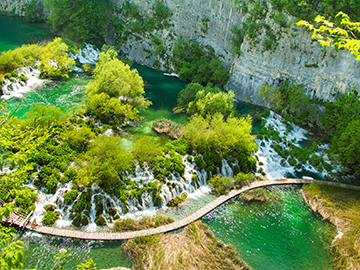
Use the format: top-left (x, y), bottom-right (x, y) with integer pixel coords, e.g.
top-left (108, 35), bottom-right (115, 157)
top-left (39, 38), bottom-right (75, 79)
top-left (298, 12), bottom-right (360, 60)
top-left (182, 113), bottom-right (257, 155)
top-left (75, 135), bottom-right (134, 187)
top-left (45, 0), bottom-right (113, 43)
top-left (85, 47), bottom-right (151, 125)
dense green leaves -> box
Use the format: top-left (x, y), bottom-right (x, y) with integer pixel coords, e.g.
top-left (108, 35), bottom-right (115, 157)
top-left (75, 135), bottom-right (134, 187)
top-left (172, 38), bottom-right (230, 88)
top-left (174, 83), bottom-right (235, 118)
top-left (39, 38), bottom-right (75, 79)
top-left (298, 12), bottom-right (360, 60)
top-left (45, 0), bottom-right (113, 43)
top-left (85, 47), bottom-right (151, 125)
top-left (0, 44), bottom-right (42, 72)
top-left (182, 113), bottom-right (257, 155)
top-left (271, 0), bottom-right (360, 22)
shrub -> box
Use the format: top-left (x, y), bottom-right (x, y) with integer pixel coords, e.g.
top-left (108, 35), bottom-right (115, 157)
top-left (95, 215), bottom-right (106, 226)
top-left (4, 73), bottom-right (11, 79)
top-left (208, 175), bottom-right (234, 195)
top-left (64, 190), bottom-right (79, 204)
top-left (42, 211), bottom-right (60, 225)
top-left (166, 192), bottom-right (187, 207)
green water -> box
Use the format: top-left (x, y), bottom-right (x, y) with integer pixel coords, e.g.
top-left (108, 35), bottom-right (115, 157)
top-left (1, 15), bottom-right (336, 270)
top-left (21, 232), bottom-right (132, 269)
top-left (202, 186), bottom-right (335, 270)
top-left (0, 14), bottom-right (54, 52)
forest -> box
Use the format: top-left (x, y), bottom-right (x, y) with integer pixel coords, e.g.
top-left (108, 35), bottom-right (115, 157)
top-left (1, 0), bottom-right (360, 269)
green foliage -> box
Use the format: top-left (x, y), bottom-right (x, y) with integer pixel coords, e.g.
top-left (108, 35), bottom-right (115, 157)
top-left (271, 0), bottom-right (360, 22)
top-left (113, 214), bottom-right (174, 232)
top-left (64, 190), bottom-right (79, 204)
top-left (0, 205), bottom-right (25, 270)
top-left (172, 38), bottom-right (230, 88)
top-left (208, 175), bottom-right (234, 195)
top-left (298, 12), bottom-right (360, 60)
top-left (85, 46), bottom-right (151, 125)
top-left (234, 172), bottom-right (254, 188)
top-left (232, 0), bottom-right (280, 53)
top-left (45, 0), bottom-right (113, 43)
top-left (337, 119), bottom-right (360, 177)
top-left (76, 135), bottom-right (134, 187)
top-left (14, 188), bottom-right (37, 213)
top-left (65, 126), bottom-right (95, 152)
top-left (132, 136), bottom-right (162, 166)
top-left (166, 192), bottom-right (187, 207)
top-left (114, 0), bottom-right (173, 46)
top-left (39, 38), bottom-right (75, 79)
top-left (187, 89), bottom-right (235, 118)
top-left (77, 258), bottom-right (97, 270)
top-left (24, 104), bottom-right (65, 129)
top-left (0, 44), bottom-right (42, 72)
top-left (258, 82), bottom-right (318, 129)
top-left (174, 82), bottom-right (235, 118)
top-left (25, 0), bottom-right (45, 22)
top-left (182, 113), bottom-right (257, 156)
top-left (42, 210), bottom-right (60, 225)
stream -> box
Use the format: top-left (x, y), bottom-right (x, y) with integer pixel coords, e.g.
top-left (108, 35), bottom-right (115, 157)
top-left (0, 15), bottom-right (336, 269)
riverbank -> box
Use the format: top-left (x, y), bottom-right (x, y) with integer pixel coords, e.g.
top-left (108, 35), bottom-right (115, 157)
top-left (123, 220), bottom-right (251, 270)
top-left (301, 183), bottom-right (360, 269)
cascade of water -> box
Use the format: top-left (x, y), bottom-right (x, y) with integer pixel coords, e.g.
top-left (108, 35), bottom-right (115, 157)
top-left (1, 66), bottom-right (45, 100)
top-left (255, 111), bottom-right (334, 179)
top-left (70, 44), bottom-right (100, 65)
top-left (221, 159), bottom-right (233, 178)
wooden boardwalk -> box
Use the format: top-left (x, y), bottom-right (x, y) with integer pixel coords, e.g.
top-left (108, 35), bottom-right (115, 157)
top-left (18, 178), bottom-right (360, 240)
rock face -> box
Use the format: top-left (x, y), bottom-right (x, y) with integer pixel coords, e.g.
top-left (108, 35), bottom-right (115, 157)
top-left (2, 0), bottom-right (360, 107)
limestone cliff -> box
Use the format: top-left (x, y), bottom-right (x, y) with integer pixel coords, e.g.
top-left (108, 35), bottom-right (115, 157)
top-left (2, 0), bottom-right (360, 107)
top-left (107, 0), bottom-right (360, 107)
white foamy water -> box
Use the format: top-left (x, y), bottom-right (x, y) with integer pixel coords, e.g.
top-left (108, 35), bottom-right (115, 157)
top-left (70, 43), bottom-right (100, 65)
top-left (1, 66), bottom-right (45, 100)
top-left (255, 111), bottom-right (334, 179)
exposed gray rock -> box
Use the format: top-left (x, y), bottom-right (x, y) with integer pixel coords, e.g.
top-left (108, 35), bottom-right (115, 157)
top-left (2, 0), bottom-right (360, 107)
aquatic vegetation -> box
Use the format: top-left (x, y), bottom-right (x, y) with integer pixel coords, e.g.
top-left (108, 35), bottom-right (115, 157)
top-left (113, 214), bottom-right (174, 232)
top-left (303, 183), bottom-right (360, 269)
top-left (123, 221), bottom-right (250, 270)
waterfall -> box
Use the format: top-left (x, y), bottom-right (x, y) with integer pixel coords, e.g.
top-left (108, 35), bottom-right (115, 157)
top-left (1, 66), bottom-right (45, 100)
top-left (70, 44), bottom-right (100, 66)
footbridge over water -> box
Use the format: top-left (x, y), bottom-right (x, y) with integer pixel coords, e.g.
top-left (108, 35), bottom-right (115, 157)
top-left (2, 179), bottom-right (360, 240)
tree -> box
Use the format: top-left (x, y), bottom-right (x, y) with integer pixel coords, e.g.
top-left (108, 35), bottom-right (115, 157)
top-left (208, 175), bottom-right (234, 195)
top-left (75, 135), bottom-right (134, 187)
top-left (297, 12), bottom-right (360, 60)
top-left (24, 104), bottom-right (65, 129)
top-left (65, 126), bottom-right (95, 152)
top-left (39, 38), bottom-right (75, 79)
top-left (0, 204), bottom-right (25, 270)
top-left (182, 113), bottom-right (257, 155)
top-left (0, 44), bottom-right (42, 72)
top-left (85, 47), bottom-right (151, 125)
top-left (187, 90), bottom-right (235, 118)
top-left (132, 136), bottom-right (162, 166)
top-left (337, 118), bottom-right (360, 177)
top-left (45, 0), bottom-right (113, 43)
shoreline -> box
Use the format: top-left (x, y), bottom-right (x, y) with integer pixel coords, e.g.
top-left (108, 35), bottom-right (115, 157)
top-left (301, 183), bottom-right (360, 269)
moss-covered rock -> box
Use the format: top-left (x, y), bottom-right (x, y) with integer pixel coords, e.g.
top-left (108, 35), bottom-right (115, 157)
top-left (95, 215), bottom-right (106, 226)
top-left (166, 192), bottom-right (187, 207)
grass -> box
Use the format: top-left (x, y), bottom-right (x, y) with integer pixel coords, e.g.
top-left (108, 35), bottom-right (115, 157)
top-left (238, 187), bottom-right (269, 202)
top-left (113, 214), bottom-right (174, 232)
top-left (123, 221), bottom-right (251, 270)
top-left (302, 183), bottom-right (360, 270)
